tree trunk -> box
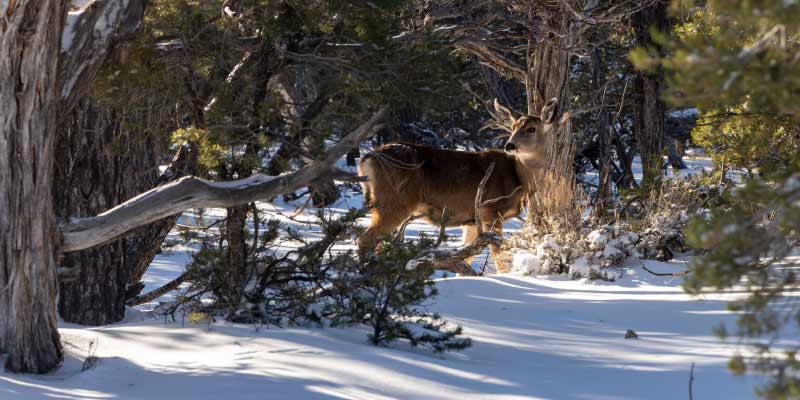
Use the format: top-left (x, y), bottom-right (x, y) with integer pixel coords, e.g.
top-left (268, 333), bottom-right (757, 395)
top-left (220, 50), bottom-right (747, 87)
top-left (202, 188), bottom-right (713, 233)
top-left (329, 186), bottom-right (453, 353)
top-left (54, 101), bottom-right (161, 326)
top-left (524, 7), bottom-right (571, 116)
top-left (124, 143), bottom-right (198, 300)
top-left (592, 46), bottom-right (613, 210)
top-left (666, 138), bottom-right (687, 170)
top-left (523, 2), bottom-right (575, 228)
top-left (633, 1), bottom-right (670, 187)
top-left (223, 203), bottom-right (250, 307)
top-left (0, 0), bottom-right (64, 373)
top-left (612, 127), bottom-right (637, 188)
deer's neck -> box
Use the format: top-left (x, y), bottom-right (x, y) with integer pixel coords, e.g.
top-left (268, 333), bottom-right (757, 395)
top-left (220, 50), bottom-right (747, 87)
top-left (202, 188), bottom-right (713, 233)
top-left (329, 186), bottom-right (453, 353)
top-left (513, 156), bottom-right (539, 197)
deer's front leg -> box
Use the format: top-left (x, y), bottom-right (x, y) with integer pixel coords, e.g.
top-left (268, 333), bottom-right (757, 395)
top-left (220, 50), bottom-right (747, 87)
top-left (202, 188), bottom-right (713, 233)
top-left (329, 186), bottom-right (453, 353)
top-left (481, 218), bottom-right (509, 273)
top-left (461, 224), bottom-right (479, 267)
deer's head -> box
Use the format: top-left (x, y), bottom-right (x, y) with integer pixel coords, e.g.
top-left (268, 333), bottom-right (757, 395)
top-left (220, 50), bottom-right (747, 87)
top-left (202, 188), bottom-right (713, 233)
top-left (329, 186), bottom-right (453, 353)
top-left (492, 98), bottom-right (569, 166)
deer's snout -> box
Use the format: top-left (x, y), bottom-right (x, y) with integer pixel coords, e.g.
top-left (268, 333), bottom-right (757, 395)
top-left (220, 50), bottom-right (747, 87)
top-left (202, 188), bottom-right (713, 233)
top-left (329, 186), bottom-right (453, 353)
top-left (504, 142), bottom-right (517, 154)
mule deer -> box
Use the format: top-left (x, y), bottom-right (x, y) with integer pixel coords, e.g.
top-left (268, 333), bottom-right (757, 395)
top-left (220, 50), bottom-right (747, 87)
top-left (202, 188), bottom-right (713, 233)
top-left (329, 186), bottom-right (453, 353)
top-left (357, 98), bottom-right (569, 272)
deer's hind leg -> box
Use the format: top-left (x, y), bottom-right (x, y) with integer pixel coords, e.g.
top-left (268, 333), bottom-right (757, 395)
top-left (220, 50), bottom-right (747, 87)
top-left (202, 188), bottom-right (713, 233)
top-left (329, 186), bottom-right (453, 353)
top-left (357, 154), bottom-right (417, 254)
top-left (358, 205), bottom-right (415, 254)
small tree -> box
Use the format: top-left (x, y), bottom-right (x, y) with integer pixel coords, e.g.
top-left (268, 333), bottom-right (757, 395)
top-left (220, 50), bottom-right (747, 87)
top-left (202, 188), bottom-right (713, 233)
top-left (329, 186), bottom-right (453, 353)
top-left (326, 236), bottom-right (471, 352)
top-left (661, 1), bottom-right (800, 397)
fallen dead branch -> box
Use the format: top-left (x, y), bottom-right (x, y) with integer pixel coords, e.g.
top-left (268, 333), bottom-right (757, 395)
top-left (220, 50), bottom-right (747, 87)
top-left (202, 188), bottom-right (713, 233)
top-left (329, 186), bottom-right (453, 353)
top-left (126, 271), bottom-right (190, 306)
top-left (639, 260), bottom-right (690, 277)
top-left (406, 232), bottom-right (502, 276)
top-left (61, 107), bottom-right (387, 252)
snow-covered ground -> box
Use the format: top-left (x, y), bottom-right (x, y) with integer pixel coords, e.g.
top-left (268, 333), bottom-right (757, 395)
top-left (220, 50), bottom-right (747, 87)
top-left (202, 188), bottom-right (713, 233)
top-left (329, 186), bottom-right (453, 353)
top-left (0, 150), bottom-right (766, 399)
top-left (0, 264), bottom-right (759, 400)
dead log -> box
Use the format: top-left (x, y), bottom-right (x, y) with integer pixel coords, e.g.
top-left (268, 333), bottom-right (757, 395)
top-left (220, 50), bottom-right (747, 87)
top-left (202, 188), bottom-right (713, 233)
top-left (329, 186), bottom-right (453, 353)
top-left (61, 107), bottom-right (387, 253)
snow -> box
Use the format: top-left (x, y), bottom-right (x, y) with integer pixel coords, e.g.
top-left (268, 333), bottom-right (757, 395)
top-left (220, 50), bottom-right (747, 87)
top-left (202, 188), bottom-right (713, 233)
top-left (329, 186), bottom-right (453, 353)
top-left (587, 230), bottom-right (608, 249)
top-left (61, 0), bottom-right (132, 98)
top-left (0, 261), bottom-right (763, 400)
top-left (511, 251), bottom-right (541, 274)
top-left (207, 173), bottom-right (280, 189)
top-left (61, 9), bottom-right (83, 52)
top-left (405, 254), bottom-right (433, 271)
top-left (0, 153), bottom-right (770, 399)
top-left (580, 150), bottom-right (716, 190)
top-left (568, 255), bottom-right (593, 277)
top-left (669, 108), bottom-right (699, 118)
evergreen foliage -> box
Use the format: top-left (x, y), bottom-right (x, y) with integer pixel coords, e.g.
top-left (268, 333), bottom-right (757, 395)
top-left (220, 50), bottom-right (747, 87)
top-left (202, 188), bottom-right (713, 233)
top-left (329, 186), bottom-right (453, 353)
top-left (325, 237), bottom-right (471, 352)
top-left (173, 208), bottom-right (470, 353)
top-left (650, 1), bottom-right (800, 397)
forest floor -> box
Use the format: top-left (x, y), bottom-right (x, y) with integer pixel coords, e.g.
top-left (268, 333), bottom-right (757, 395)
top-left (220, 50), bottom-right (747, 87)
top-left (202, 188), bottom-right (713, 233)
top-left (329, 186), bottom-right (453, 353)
top-left (0, 152), bottom-right (767, 399)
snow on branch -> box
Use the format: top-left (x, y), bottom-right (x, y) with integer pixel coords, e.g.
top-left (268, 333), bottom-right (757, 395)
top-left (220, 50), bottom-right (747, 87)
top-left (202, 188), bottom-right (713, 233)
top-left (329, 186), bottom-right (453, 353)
top-left (60, 107), bottom-right (387, 253)
top-left (59, 0), bottom-right (147, 112)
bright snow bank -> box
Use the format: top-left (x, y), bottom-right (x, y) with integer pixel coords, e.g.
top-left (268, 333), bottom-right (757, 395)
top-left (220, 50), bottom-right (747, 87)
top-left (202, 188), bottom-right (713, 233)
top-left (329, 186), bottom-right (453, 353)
top-left (511, 228), bottom-right (641, 281)
top-left (0, 261), bottom-right (761, 400)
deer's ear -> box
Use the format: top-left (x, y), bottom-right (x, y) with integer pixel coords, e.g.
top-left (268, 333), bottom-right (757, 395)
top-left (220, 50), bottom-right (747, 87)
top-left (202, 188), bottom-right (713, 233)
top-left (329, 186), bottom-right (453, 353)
top-left (493, 98), bottom-right (519, 123)
top-left (540, 98), bottom-right (559, 124)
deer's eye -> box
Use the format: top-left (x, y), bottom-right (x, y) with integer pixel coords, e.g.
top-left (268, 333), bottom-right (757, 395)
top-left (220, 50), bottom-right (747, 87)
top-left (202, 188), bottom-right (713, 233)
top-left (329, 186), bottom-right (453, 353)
top-left (526, 127), bottom-right (537, 134)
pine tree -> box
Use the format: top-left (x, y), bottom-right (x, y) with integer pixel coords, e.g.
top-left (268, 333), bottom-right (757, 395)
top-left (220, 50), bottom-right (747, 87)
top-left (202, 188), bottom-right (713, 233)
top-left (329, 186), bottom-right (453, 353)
top-left (658, 1), bottom-right (800, 397)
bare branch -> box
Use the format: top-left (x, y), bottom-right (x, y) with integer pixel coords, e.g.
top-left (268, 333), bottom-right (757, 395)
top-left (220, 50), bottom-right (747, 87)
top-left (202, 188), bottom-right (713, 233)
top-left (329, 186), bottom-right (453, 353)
top-left (406, 233), bottom-right (502, 277)
top-left (327, 168), bottom-right (369, 182)
top-left (481, 185), bottom-right (522, 208)
top-left (475, 162), bottom-right (496, 233)
top-left (455, 40), bottom-right (527, 82)
top-left (60, 107), bottom-right (388, 252)
top-left (639, 260), bottom-right (690, 277)
top-left (126, 271), bottom-right (190, 307)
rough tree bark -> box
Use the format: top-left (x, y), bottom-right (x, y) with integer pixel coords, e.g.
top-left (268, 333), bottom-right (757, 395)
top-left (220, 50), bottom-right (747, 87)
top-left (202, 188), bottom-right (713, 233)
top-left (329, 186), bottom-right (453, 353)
top-left (54, 100), bottom-right (196, 325)
top-left (524, 11), bottom-right (571, 117)
top-left (633, 1), bottom-right (670, 186)
top-left (523, 2), bottom-right (576, 228)
top-left (220, 145), bottom-right (259, 309)
top-left (54, 101), bottom-right (160, 325)
top-left (0, 0), bottom-right (65, 373)
top-left (0, 0), bottom-right (146, 373)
